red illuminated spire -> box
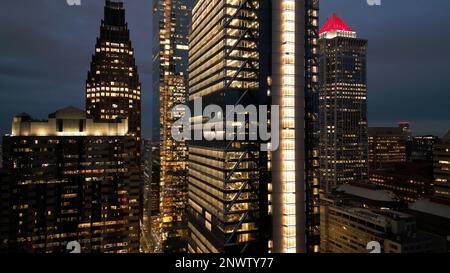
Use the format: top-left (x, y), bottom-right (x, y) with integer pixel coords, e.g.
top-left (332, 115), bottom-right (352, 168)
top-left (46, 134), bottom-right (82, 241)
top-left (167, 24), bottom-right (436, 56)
top-left (320, 13), bottom-right (353, 34)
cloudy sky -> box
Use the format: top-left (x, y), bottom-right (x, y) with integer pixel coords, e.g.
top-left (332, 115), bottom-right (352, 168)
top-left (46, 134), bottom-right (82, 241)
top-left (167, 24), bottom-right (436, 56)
top-left (0, 0), bottom-right (449, 140)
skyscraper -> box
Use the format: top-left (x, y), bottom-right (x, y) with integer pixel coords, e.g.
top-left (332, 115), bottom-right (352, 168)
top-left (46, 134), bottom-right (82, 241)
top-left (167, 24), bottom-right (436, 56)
top-left (0, 108), bottom-right (140, 253)
top-left (86, 0), bottom-right (142, 141)
top-left (187, 0), bottom-right (319, 253)
top-left (152, 0), bottom-right (194, 252)
top-left (271, 0), bottom-right (320, 253)
top-left (318, 13), bottom-right (369, 193)
top-left (187, 0), bottom-right (268, 254)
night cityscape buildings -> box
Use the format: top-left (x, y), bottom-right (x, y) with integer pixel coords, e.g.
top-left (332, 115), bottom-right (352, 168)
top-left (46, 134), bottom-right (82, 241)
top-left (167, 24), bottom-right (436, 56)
top-left (0, 0), bottom-right (449, 257)
top-left (186, 0), bottom-right (269, 253)
top-left (0, 108), bottom-right (140, 253)
top-left (186, 0), bottom-right (320, 253)
top-left (318, 13), bottom-right (369, 193)
top-left (152, 0), bottom-right (194, 252)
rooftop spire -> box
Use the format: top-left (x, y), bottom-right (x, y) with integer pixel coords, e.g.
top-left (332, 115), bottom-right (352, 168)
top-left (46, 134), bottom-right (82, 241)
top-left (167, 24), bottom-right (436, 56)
top-left (320, 13), bottom-right (356, 39)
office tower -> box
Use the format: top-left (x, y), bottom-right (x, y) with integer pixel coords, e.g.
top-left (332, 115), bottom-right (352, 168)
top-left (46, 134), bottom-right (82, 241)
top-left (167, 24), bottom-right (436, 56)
top-left (318, 13), bottom-right (369, 192)
top-left (187, 0), bottom-right (268, 254)
top-left (368, 127), bottom-right (407, 169)
top-left (433, 131), bottom-right (450, 201)
top-left (153, 0), bottom-right (194, 252)
top-left (271, 0), bottom-right (320, 253)
top-left (187, 0), bottom-right (319, 253)
top-left (86, 0), bottom-right (142, 141)
top-left (0, 144), bottom-right (3, 168)
top-left (369, 163), bottom-right (434, 204)
top-left (408, 135), bottom-right (440, 163)
top-left (320, 186), bottom-right (446, 253)
top-left (0, 107), bottom-right (140, 253)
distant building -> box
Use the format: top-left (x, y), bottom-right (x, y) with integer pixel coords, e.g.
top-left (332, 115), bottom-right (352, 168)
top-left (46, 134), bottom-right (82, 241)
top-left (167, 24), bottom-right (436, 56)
top-left (321, 185), bottom-right (446, 253)
top-left (433, 131), bottom-right (450, 200)
top-left (368, 127), bottom-right (406, 169)
top-left (369, 163), bottom-right (434, 204)
top-left (0, 107), bottom-right (140, 253)
top-left (319, 13), bottom-right (369, 192)
top-left (407, 135), bottom-right (440, 163)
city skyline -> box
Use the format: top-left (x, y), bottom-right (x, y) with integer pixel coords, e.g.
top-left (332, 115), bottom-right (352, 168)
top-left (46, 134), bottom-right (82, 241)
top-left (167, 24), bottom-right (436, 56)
top-left (1, 0), bottom-right (450, 140)
top-left (1, 0), bottom-right (449, 257)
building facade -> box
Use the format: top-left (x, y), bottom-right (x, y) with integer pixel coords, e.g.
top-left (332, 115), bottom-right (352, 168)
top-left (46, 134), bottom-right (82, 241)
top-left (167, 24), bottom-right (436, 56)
top-left (369, 163), bottom-right (434, 204)
top-left (368, 127), bottom-right (407, 169)
top-left (0, 108), bottom-right (140, 253)
top-left (407, 135), bottom-right (440, 163)
top-left (433, 131), bottom-right (450, 200)
top-left (318, 13), bottom-right (369, 192)
top-left (271, 0), bottom-right (320, 253)
top-left (152, 0), bottom-right (194, 253)
top-left (187, 0), bottom-right (320, 253)
top-left (321, 188), bottom-right (446, 253)
top-left (187, 0), bottom-right (268, 253)
top-left (86, 0), bottom-right (142, 141)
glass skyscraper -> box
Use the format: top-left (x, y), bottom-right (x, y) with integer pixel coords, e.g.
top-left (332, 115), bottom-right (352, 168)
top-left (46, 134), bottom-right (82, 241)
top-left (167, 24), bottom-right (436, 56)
top-left (152, 0), bottom-right (195, 253)
top-left (187, 0), bottom-right (320, 253)
top-left (318, 13), bottom-right (369, 193)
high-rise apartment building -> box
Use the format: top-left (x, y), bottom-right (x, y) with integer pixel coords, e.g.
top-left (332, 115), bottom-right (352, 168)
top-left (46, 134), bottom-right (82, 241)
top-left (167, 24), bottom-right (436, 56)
top-left (187, 0), bottom-right (319, 253)
top-left (368, 127), bottom-right (407, 169)
top-left (318, 13), bottom-right (369, 192)
top-left (86, 0), bottom-right (142, 141)
top-left (434, 131), bottom-right (450, 200)
top-left (0, 108), bottom-right (140, 253)
top-left (152, 0), bottom-right (194, 252)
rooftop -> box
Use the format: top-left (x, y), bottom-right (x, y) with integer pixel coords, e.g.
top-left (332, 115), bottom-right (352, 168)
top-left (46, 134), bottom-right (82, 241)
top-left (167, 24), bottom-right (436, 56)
top-left (320, 13), bottom-right (353, 34)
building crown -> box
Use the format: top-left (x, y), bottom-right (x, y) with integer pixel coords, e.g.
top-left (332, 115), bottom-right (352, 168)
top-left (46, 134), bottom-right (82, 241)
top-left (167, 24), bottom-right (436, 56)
top-left (320, 13), bottom-right (356, 39)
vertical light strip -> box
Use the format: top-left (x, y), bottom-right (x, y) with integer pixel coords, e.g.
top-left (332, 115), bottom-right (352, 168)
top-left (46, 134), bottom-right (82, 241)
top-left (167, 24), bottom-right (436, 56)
top-left (281, 0), bottom-right (296, 253)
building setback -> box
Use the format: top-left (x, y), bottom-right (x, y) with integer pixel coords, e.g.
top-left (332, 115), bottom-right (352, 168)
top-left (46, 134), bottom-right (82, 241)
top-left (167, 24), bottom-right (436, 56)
top-left (0, 107), bottom-right (140, 253)
top-left (318, 13), bottom-right (369, 192)
top-left (152, 0), bottom-right (194, 253)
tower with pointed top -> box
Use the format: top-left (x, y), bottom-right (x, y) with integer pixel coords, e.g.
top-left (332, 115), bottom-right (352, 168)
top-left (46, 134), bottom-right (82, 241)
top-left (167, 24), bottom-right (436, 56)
top-left (86, 0), bottom-right (142, 141)
top-left (318, 13), bottom-right (369, 193)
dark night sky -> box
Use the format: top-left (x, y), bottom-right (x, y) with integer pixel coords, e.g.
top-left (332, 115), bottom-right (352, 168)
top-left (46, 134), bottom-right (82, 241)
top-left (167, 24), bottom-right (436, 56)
top-left (0, 0), bottom-right (449, 140)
